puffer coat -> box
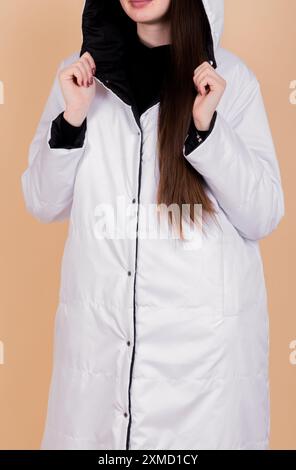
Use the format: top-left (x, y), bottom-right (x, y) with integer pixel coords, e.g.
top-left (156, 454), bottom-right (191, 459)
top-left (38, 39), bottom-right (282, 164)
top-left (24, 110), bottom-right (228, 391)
top-left (21, 0), bottom-right (285, 450)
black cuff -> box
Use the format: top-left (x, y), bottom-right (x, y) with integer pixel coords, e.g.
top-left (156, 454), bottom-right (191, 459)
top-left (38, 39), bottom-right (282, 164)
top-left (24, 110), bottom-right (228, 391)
top-left (183, 111), bottom-right (217, 156)
top-left (49, 112), bottom-right (87, 149)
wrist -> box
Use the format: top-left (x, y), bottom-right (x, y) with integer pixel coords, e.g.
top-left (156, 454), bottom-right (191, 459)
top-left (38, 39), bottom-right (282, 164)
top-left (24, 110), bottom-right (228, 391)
top-left (63, 109), bottom-right (87, 127)
top-left (193, 119), bottom-right (210, 132)
top-left (193, 111), bottom-right (217, 132)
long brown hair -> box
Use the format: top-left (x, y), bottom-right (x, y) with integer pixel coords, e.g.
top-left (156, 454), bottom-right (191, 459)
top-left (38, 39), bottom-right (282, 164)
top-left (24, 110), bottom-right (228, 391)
top-left (157, 0), bottom-right (219, 239)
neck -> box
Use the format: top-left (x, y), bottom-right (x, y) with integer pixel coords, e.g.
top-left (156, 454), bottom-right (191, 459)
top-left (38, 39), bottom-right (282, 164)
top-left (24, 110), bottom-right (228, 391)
top-left (136, 21), bottom-right (171, 48)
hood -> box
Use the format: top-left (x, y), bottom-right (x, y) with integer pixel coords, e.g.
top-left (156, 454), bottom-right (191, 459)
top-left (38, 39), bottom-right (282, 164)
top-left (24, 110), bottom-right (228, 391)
top-left (80, 0), bottom-right (224, 108)
top-left (202, 0), bottom-right (224, 52)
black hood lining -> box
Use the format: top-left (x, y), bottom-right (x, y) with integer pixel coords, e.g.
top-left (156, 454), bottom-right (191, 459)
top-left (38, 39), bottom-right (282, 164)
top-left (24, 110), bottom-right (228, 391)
top-left (80, 0), bottom-right (217, 109)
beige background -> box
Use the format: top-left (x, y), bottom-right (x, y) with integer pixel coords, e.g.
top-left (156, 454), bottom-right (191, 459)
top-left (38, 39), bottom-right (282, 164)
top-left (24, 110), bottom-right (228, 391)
top-left (0, 0), bottom-right (295, 449)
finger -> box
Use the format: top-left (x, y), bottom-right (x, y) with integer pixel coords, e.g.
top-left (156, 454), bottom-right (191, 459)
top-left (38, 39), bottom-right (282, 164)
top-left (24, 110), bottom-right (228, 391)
top-left (193, 60), bottom-right (214, 76)
top-left (67, 65), bottom-right (84, 87)
top-left (74, 61), bottom-right (90, 87)
top-left (194, 68), bottom-right (224, 95)
top-left (193, 69), bottom-right (214, 95)
top-left (81, 51), bottom-right (96, 74)
top-left (193, 75), bottom-right (207, 96)
top-left (76, 60), bottom-right (92, 86)
top-left (194, 69), bottom-right (222, 88)
top-left (194, 72), bottom-right (219, 95)
top-left (79, 56), bottom-right (94, 82)
top-left (60, 65), bottom-right (81, 86)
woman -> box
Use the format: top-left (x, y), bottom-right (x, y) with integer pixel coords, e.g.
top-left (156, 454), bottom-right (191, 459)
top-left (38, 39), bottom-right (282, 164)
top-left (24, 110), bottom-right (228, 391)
top-left (21, 0), bottom-right (285, 450)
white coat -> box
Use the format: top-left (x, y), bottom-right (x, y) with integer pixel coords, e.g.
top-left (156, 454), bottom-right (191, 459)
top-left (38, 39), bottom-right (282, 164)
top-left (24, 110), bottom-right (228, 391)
top-left (21, 0), bottom-right (285, 450)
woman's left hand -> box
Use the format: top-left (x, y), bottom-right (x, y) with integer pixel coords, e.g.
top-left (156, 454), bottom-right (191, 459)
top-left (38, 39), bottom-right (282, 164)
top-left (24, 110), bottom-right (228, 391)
top-left (192, 61), bottom-right (226, 131)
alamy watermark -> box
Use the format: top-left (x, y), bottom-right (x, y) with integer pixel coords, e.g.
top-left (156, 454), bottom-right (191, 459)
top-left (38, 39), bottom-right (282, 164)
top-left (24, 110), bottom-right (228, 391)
top-left (93, 196), bottom-right (203, 250)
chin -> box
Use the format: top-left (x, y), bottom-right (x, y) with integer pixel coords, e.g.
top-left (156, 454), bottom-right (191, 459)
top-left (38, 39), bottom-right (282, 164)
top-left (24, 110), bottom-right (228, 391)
top-left (120, 0), bottom-right (169, 24)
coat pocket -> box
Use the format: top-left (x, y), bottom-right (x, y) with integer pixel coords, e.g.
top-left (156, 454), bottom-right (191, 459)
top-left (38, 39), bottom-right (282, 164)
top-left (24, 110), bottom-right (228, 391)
top-left (222, 231), bottom-right (264, 317)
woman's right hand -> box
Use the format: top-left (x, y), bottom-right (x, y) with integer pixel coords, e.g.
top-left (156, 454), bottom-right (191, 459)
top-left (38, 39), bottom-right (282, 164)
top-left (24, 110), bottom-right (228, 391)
top-left (59, 52), bottom-right (97, 127)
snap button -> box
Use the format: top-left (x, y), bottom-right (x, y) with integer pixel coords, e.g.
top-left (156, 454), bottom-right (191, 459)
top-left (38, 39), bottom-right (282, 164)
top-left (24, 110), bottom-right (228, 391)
top-left (196, 132), bottom-right (203, 143)
top-left (127, 340), bottom-right (131, 346)
top-left (132, 198), bottom-right (136, 204)
top-left (124, 412), bottom-right (128, 418)
top-left (128, 271), bottom-right (132, 276)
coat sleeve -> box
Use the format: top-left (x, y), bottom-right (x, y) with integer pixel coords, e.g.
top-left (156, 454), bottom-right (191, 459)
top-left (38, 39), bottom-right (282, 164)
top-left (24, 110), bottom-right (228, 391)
top-left (183, 75), bottom-right (285, 241)
top-left (21, 57), bottom-right (87, 223)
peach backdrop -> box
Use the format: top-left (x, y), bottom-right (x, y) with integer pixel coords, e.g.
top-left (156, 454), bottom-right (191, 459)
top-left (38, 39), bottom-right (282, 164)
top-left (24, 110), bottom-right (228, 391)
top-left (0, 0), bottom-right (295, 449)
